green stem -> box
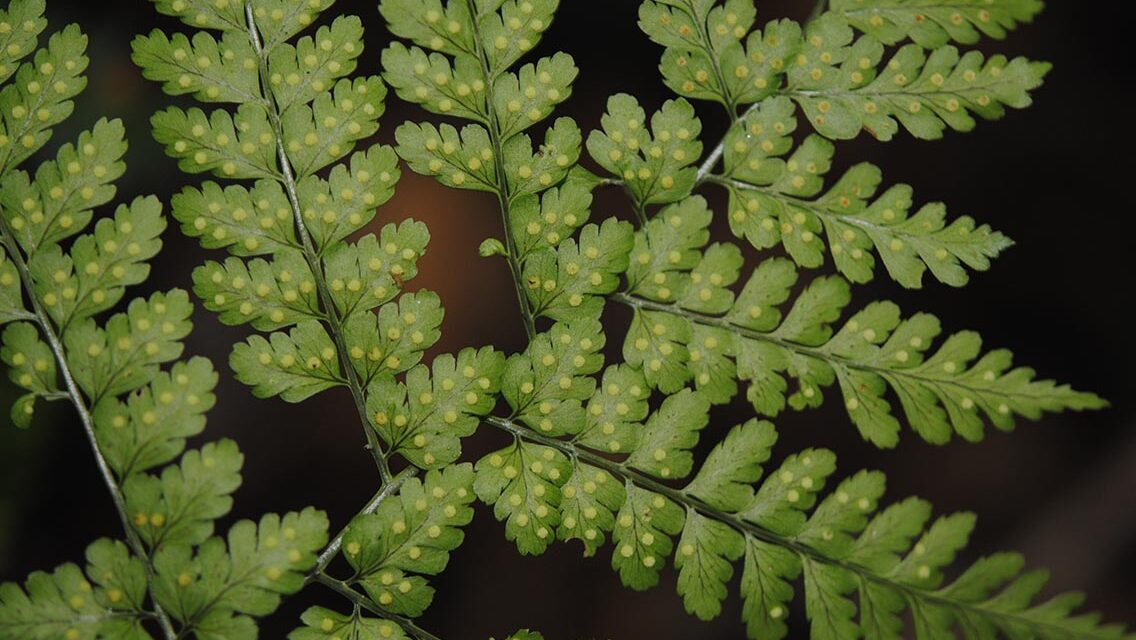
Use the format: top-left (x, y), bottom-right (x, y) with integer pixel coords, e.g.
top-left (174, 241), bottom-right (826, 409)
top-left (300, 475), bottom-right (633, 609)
top-left (694, 100), bottom-right (765, 186)
top-left (245, 3), bottom-right (391, 484)
top-left (464, 0), bottom-right (538, 341)
top-left (313, 573), bottom-right (444, 640)
top-left (483, 415), bottom-right (1111, 640)
top-left (0, 217), bottom-right (177, 639)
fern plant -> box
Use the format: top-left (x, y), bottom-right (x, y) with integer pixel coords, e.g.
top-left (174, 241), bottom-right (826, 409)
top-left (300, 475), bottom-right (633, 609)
top-left (0, 1), bottom-right (335, 638)
top-left (1, 0), bottom-right (1129, 638)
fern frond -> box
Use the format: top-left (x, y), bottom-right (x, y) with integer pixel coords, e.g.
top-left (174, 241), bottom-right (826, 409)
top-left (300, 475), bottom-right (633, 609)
top-left (637, 0), bottom-right (1047, 141)
top-left (611, 196), bottom-right (1103, 447)
top-left (137, 0), bottom-right (495, 479)
top-left (0, 539), bottom-right (150, 639)
top-left (382, 0), bottom-right (594, 337)
top-left (586, 93), bottom-right (703, 214)
top-left (138, 0), bottom-right (507, 635)
top-left (480, 412), bottom-right (1129, 640)
top-left (0, 3), bottom-right (329, 637)
top-left (151, 508), bottom-right (329, 634)
top-left (706, 95), bottom-right (1011, 287)
top-left (589, 93), bottom-right (1010, 291)
top-left (832, 0), bottom-right (1044, 47)
top-left (787, 14), bottom-right (1049, 141)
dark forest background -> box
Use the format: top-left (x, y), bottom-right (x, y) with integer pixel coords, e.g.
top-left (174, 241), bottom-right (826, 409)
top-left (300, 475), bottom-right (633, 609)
top-left (1, 1), bottom-right (1134, 637)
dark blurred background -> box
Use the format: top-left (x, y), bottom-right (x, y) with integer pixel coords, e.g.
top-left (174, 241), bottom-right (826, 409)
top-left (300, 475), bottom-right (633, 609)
top-left (2, 1), bottom-right (1133, 637)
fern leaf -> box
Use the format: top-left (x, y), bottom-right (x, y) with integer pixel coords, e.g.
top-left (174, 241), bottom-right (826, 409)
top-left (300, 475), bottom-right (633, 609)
top-left (0, 248), bottom-right (27, 324)
top-left (342, 465), bottom-right (476, 618)
top-left (787, 14), bottom-right (1049, 141)
top-left (291, 606), bottom-right (409, 640)
top-left (231, 318), bottom-right (344, 402)
top-left (637, 0), bottom-right (1046, 141)
top-left (382, 0), bottom-right (596, 338)
top-left (611, 481), bottom-right (684, 590)
top-left (382, 41), bottom-right (486, 122)
top-left (169, 179), bottom-right (297, 256)
top-left (587, 93), bottom-right (703, 209)
top-left (614, 197), bottom-right (1102, 446)
top-left (379, 0), bottom-right (478, 57)
top-left (132, 29), bottom-right (261, 104)
top-left (144, 0), bottom-right (503, 486)
top-left (571, 363), bottom-right (649, 453)
top-left (1, 117), bottom-right (127, 255)
top-left (30, 195), bottom-right (165, 326)
top-left (343, 290), bottom-right (446, 381)
top-left (832, 0), bottom-right (1044, 47)
top-left (1, 320), bottom-right (57, 395)
top-left (395, 121), bottom-right (499, 192)
top-left (0, 539), bottom-right (150, 639)
top-left (266, 16), bottom-right (365, 111)
top-left (623, 388), bottom-right (710, 480)
top-left (279, 76), bottom-right (386, 177)
top-left (675, 511), bottom-right (744, 620)
top-left (475, 438), bottom-right (573, 556)
top-left (557, 459), bottom-right (626, 557)
top-left (0, 5), bottom-right (336, 638)
top-left (713, 97), bottom-right (1010, 287)
top-left (0, 23), bottom-right (87, 174)
top-left (294, 145), bottom-right (401, 251)
top-left (524, 217), bottom-right (633, 323)
top-left (193, 251), bottom-right (320, 330)
top-left (0, 0), bottom-right (46, 86)
top-left (124, 438), bottom-right (244, 551)
top-left (151, 104), bottom-right (278, 179)
top-left (509, 175), bottom-right (592, 256)
top-left (482, 410), bottom-right (1129, 639)
top-left (685, 419), bottom-right (775, 511)
top-left (152, 508), bottom-right (329, 633)
top-left (499, 319), bottom-right (604, 438)
top-left (639, 0), bottom-right (796, 110)
top-left (501, 117), bottom-right (581, 199)
top-left (320, 221), bottom-right (428, 319)
top-left (476, 0), bottom-right (557, 74)
top-left (492, 52), bottom-right (578, 139)
top-left (92, 356), bottom-right (218, 478)
top-left (61, 289), bottom-right (193, 401)
top-left (367, 347), bottom-right (505, 469)
top-left (150, 0), bottom-right (246, 33)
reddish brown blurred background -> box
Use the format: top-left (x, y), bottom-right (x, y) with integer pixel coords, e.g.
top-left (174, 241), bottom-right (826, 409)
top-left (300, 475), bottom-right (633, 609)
top-left (1, 1), bottom-right (1133, 637)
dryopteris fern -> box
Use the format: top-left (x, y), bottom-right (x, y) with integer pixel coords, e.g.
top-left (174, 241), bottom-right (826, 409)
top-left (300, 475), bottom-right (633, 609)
top-left (379, 0), bottom-right (1127, 638)
top-left (135, 1), bottom-right (529, 638)
top-left (0, 1), bottom-right (331, 638)
top-left (97, 0), bottom-right (1128, 638)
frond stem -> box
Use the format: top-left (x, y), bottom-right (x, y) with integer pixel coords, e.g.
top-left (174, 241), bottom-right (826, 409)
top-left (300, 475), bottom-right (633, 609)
top-left (464, 0), bottom-right (538, 341)
top-left (245, 3), bottom-right (391, 484)
top-left (695, 100), bottom-right (764, 185)
top-left (483, 415), bottom-right (1109, 640)
top-left (0, 215), bottom-right (177, 640)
